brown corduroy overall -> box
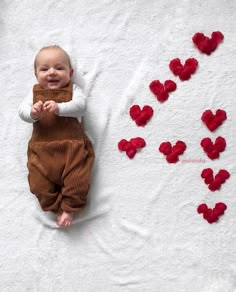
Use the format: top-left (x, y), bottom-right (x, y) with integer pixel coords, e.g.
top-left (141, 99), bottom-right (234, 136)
top-left (27, 82), bottom-right (95, 213)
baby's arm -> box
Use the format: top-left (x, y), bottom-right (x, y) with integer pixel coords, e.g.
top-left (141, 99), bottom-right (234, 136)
top-left (57, 84), bottom-right (87, 118)
top-left (19, 90), bottom-right (41, 123)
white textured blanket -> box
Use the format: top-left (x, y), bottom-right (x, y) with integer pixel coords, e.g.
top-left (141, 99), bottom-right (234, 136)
top-left (1, 0), bottom-right (236, 291)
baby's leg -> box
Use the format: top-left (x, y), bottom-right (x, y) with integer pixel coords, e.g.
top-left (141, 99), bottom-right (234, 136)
top-left (57, 139), bottom-right (95, 227)
top-left (28, 142), bottom-right (64, 213)
top-left (28, 163), bottom-right (62, 212)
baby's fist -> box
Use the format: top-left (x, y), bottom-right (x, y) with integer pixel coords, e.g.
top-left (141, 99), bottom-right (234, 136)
top-left (31, 100), bottom-right (44, 120)
top-left (43, 100), bottom-right (59, 115)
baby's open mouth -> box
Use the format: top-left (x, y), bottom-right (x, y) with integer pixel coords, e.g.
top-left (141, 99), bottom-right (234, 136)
top-left (48, 80), bottom-right (59, 83)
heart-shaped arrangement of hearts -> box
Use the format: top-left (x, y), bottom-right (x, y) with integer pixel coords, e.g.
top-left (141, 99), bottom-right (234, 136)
top-left (118, 137), bottom-right (146, 159)
top-left (201, 109), bottom-right (227, 131)
top-left (192, 31), bottom-right (224, 55)
top-left (159, 140), bottom-right (186, 163)
top-left (201, 168), bottom-right (230, 191)
top-left (200, 136), bottom-right (226, 160)
top-left (129, 105), bottom-right (154, 126)
top-left (118, 30), bottom-right (229, 225)
top-left (197, 202), bottom-right (227, 224)
top-left (169, 58), bottom-right (198, 81)
top-left (149, 80), bottom-right (177, 102)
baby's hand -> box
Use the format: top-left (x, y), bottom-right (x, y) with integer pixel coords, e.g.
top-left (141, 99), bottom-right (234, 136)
top-left (43, 100), bottom-right (59, 115)
top-left (31, 100), bottom-right (44, 120)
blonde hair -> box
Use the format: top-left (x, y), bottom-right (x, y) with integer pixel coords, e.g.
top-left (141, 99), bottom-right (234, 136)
top-left (34, 45), bottom-right (72, 70)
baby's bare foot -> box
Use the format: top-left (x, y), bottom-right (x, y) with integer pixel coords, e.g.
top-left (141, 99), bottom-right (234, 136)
top-left (57, 211), bottom-right (74, 227)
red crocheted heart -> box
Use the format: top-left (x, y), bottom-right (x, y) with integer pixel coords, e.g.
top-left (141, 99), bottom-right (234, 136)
top-left (129, 105), bottom-right (154, 126)
top-left (201, 109), bottom-right (227, 131)
top-left (118, 137), bottom-right (146, 159)
top-left (192, 31), bottom-right (224, 55)
top-left (197, 202), bottom-right (227, 224)
top-left (201, 168), bottom-right (230, 191)
top-left (169, 58), bottom-right (198, 81)
top-left (159, 140), bottom-right (186, 163)
top-left (200, 136), bottom-right (226, 160)
top-left (149, 80), bottom-right (177, 102)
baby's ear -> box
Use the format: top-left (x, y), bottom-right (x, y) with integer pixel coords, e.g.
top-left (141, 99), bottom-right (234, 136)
top-left (70, 69), bottom-right (74, 77)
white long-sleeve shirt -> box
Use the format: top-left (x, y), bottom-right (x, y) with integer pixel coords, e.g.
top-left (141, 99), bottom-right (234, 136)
top-left (19, 84), bottom-right (86, 123)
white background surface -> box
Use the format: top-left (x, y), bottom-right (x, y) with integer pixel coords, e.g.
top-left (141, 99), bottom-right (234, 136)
top-left (1, 0), bottom-right (236, 291)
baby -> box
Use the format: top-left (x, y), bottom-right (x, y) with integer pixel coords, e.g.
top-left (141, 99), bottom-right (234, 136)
top-left (19, 45), bottom-right (95, 227)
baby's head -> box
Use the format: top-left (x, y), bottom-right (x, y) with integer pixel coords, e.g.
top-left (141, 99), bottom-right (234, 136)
top-left (34, 45), bottom-right (73, 89)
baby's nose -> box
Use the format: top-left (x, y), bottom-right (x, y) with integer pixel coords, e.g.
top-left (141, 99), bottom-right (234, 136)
top-left (48, 68), bottom-right (56, 75)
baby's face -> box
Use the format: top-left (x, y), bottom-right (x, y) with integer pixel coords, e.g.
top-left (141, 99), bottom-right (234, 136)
top-left (34, 48), bottom-right (73, 89)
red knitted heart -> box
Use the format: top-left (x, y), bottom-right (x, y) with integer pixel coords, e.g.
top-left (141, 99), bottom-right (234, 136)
top-left (159, 140), bottom-right (186, 163)
top-left (192, 31), bottom-right (224, 55)
top-left (201, 109), bottom-right (227, 131)
top-left (197, 202), bottom-right (227, 224)
top-left (129, 105), bottom-right (154, 126)
top-left (169, 58), bottom-right (198, 81)
top-left (200, 136), bottom-right (226, 160)
top-left (149, 80), bottom-right (176, 102)
top-left (201, 168), bottom-right (230, 191)
top-left (118, 137), bottom-right (146, 159)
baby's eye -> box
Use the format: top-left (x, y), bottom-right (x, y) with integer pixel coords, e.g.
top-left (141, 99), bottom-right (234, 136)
top-left (56, 67), bottom-right (64, 70)
top-left (40, 68), bottom-right (48, 71)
